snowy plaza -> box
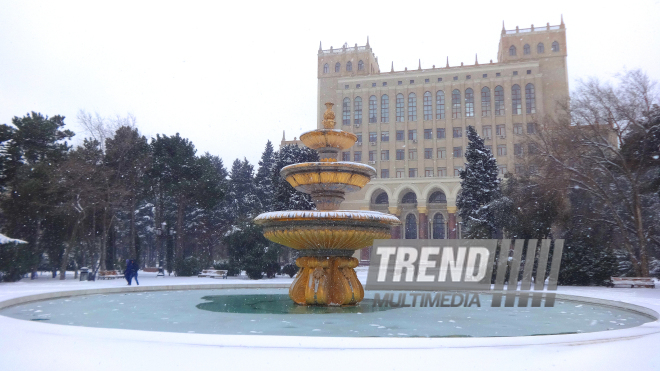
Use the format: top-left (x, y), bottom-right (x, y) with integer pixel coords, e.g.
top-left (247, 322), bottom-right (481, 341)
top-left (1, 269), bottom-right (659, 371)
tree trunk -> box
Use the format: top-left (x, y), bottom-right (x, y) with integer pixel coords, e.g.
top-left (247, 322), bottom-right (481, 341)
top-left (176, 195), bottom-right (186, 261)
top-left (59, 221), bottom-right (79, 280)
top-left (130, 197), bottom-right (136, 259)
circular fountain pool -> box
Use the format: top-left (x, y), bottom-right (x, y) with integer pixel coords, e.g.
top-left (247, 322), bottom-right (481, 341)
top-left (1, 288), bottom-right (655, 338)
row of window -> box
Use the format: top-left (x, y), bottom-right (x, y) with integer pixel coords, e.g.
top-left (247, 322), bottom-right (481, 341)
top-left (345, 70), bottom-right (530, 90)
top-left (323, 60), bottom-right (365, 73)
top-left (351, 123), bottom-right (536, 144)
top-left (342, 85), bottom-right (536, 125)
top-left (376, 162), bottom-right (533, 179)
top-left (509, 41), bottom-right (560, 56)
top-left (341, 142), bottom-right (535, 162)
top-left (373, 191), bottom-right (446, 205)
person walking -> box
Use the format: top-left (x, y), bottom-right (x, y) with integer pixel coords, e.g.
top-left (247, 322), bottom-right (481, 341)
top-left (130, 259), bottom-right (139, 286)
top-left (124, 259), bottom-right (132, 285)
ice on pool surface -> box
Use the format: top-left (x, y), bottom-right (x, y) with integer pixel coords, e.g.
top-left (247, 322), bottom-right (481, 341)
top-left (0, 288), bottom-right (654, 338)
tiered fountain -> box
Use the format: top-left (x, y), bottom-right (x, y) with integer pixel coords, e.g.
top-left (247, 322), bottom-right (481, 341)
top-left (254, 102), bottom-right (400, 306)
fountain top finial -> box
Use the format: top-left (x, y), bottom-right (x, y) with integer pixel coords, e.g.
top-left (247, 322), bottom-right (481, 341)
top-left (322, 102), bottom-right (336, 129)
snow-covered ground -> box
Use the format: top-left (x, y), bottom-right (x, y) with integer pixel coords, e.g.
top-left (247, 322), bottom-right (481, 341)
top-left (1, 268), bottom-right (659, 371)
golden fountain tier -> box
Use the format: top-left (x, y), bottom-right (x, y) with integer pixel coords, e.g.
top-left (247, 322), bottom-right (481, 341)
top-left (254, 102), bottom-right (400, 306)
top-left (280, 162), bottom-right (376, 210)
top-left (299, 129), bottom-right (357, 162)
top-left (254, 210), bottom-right (398, 250)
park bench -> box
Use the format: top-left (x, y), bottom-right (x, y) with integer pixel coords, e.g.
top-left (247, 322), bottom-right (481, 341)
top-left (142, 267), bottom-right (159, 273)
top-left (198, 269), bottom-right (228, 279)
top-left (609, 277), bottom-right (655, 288)
top-left (98, 270), bottom-right (124, 280)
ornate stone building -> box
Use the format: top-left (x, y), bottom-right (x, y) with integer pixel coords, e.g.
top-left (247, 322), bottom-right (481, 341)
top-left (287, 19), bottom-right (569, 262)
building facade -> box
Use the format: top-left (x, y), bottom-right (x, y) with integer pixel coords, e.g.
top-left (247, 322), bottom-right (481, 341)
top-left (309, 20), bottom-right (568, 262)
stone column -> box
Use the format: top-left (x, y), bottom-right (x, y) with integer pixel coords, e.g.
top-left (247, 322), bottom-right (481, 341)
top-left (447, 206), bottom-right (457, 239)
top-left (388, 206), bottom-right (401, 239)
top-left (417, 206), bottom-right (428, 239)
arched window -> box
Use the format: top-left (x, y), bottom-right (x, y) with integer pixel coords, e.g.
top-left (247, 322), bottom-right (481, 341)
top-left (432, 213), bottom-right (445, 239)
top-left (525, 83), bottom-right (536, 114)
top-left (346, 61), bottom-right (353, 71)
top-left (401, 192), bottom-right (417, 204)
top-left (452, 89), bottom-right (461, 119)
top-left (354, 97), bottom-right (362, 125)
top-left (537, 43), bottom-right (545, 54)
top-left (374, 192), bottom-right (388, 204)
top-left (396, 94), bottom-right (405, 122)
top-left (436, 90), bottom-right (445, 119)
top-left (494, 86), bottom-right (505, 116)
top-left (381, 94), bottom-right (389, 123)
top-left (481, 87), bottom-right (491, 116)
top-left (342, 97), bottom-right (350, 125)
top-left (552, 41), bottom-right (560, 52)
top-left (405, 214), bottom-right (417, 239)
top-left (523, 44), bottom-right (530, 55)
top-left (465, 88), bottom-right (474, 117)
top-left (429, 191), bottom-right (447, 203)
top-left (358, 60), bottom-right (364, 71)
top-left (509, 45), bottom-right (517, 56)
top-left (423, 92), bottom-right (432, 120)
top-left (323, 63), bottom-right (329, 73)
top-left (512, 84), bottom-right (522, 115)
top-left (369, 95), bottom-right (377, 123)
top-left (335, 62), bottom-right (341, 72)
top-left (408, 93), bottom-right (417, 121)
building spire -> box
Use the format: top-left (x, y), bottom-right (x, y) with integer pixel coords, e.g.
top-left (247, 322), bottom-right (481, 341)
top-left (418, 59), bottom-right (421, 70)
top-left (446, 56), bottom-right (449, 68)
top-left (319, 41), bottom-right (322, 52)
top-left (391, 61), bottom-right (394, 72)
top-left (502, 21), bottom-right (506, 35)
top-left (475, 53), bottom-right (478, 65)
top-left (560, 14), bottom-right (565, 27)
top-left (282, 130), bottom-right (286, 141)
top-left (366, 36), bottom-right (370, 47)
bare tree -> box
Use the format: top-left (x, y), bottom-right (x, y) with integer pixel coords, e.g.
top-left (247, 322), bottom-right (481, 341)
top-left (534, 70), bottom-right (660, 276)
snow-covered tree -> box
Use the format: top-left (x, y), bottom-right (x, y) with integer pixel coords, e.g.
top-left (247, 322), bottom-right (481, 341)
top-left (271, 145), bottom-right (318, 211)
top-left (456, 125), bottom-right (501, 238)
top-left (255, 141), bottom-right (276, 212)
top-left (536, 70), bottom-right (660, 276)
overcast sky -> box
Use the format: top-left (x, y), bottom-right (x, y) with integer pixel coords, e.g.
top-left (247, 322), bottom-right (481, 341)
top-left (1, 1), bottom-right (658, 167)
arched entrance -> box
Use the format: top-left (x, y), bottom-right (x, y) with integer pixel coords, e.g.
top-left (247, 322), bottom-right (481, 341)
top-left (405, 214), bottom-right (417, 239)
top-left (432, 213), bottom-right (446, 239)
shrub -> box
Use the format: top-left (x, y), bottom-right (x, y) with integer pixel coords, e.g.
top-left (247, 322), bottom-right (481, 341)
top-left (175, 256), bottom-right (202, 277)
top-left (282, 263), bottom-right (298, 278)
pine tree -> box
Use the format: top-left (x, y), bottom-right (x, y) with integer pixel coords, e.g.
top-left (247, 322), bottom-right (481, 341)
top-left (255, 141), bottom-right (276, 212)
top-left (456, 125), bottom-right (501, 238)
top-left (271, 145), bottom-right (318, 211)
top-left (226, 158), bottom-right (261, 223)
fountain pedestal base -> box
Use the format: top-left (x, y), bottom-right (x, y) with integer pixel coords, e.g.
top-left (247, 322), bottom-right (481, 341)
top-left (289, 256), bottom-right (364, 306)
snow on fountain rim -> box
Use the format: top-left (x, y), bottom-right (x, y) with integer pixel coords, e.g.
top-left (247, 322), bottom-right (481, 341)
top-left (254, 210), bottom-right (400, 224)
top-left (282, 161), bottom-right (376, 173)
top-left (300, 128), bottom-right (355, 137)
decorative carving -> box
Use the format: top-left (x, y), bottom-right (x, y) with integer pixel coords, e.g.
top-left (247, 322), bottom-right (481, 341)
top-left (289, 257), bottom-right (363, 306)
top-left (322, 102), bottom-right (336, 129)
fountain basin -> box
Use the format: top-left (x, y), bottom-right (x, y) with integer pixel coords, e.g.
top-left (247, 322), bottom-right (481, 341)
top-left (2, 287), bottom-right (655, 338)
top-left (254, 210), bottom-right (399, 251)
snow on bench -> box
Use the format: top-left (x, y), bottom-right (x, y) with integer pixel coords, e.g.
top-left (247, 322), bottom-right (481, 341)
top-left (198, 269), bottom-right (227, 279)
top-left (98, 270), bottom-right (124, 280)
top-left (609, 277), bottom-right (655, 288)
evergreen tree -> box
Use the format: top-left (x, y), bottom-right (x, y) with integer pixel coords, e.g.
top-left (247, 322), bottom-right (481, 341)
top-left (456, 126), bottom-right (501, 238)
top-left (0, 112), bottom-right (74, 280)
top-left (226, 158), bottom-right (261, 223)
top-left (271, 145), bottom-right (318, 211)
top-left (255, 141), bottom-right (276, 212)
